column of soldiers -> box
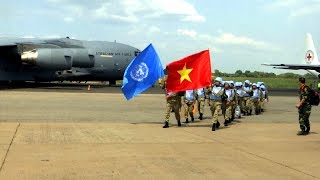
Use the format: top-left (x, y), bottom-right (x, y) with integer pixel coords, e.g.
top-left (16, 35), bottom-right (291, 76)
top-left (159, 76), bottom-right (269, 130)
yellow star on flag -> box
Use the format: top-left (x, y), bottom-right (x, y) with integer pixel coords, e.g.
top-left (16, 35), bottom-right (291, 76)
top-left (178, 63), bottom-right (193, 83)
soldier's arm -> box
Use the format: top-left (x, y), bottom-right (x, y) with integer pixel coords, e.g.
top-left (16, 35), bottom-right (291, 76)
top-left (215, 89), bottom-right (225, 97)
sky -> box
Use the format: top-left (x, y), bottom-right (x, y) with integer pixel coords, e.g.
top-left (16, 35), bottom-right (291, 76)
top-left (0, 0), bottom-right (319, 74)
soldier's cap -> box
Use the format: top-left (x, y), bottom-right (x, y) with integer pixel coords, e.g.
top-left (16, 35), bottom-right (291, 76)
top-left (252, 83), bottom-right (257, 87)
top-left (224, 81), bottom-right (230, 85)
top-left (229, 81), bottom-right (234, 85)
top-left (244, 80), bottom-right (251, 84)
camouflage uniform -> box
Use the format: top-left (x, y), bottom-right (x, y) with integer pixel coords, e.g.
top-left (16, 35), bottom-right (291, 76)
top-left (231, 88), bottom-right (237, 121)
top-left (298, 85), bottom-right (312, 133)
top-left (196, 88), bottom-right (206, 120)
top-left (165, 92), bottom-right (181, 123)
top-left (260, 86), bottom-right (268, 111)
top-left (184, 90), bottom-right (196, 122)
top-left (243, 84), bottom-right (253, 115)
top-left (251, 85), bottom-right (261, 115)
top-left (160, 77), bottom-right (182, 128)
top-left (236, 87), bottom-right (246, 113)
top-left (209, 86), bottom-right (224, 124)
top-left (224, 88), bottom-right (236, 122)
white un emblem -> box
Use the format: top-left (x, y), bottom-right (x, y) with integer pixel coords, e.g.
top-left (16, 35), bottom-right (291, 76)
top-left (130, 62), bottom-right (149, 82)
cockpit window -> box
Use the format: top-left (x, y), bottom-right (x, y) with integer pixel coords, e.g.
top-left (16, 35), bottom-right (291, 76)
top-left (134, 50), bottom-right (140, 57)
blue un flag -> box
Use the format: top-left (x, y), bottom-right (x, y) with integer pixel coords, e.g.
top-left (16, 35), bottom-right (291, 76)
top-left (122, 44), bottom-right (164, 100)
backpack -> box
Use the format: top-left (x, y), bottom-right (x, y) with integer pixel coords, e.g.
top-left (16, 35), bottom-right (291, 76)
top-left (307, 87), bottom-right (320, 106)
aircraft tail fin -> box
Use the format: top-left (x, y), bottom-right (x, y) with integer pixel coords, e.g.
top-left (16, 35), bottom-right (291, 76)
top-left (305, 33), bottom-right (319, 65)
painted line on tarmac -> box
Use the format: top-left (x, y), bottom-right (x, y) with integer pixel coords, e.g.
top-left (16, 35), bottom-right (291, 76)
top-left (181, 128), bottom-right (320, 179)
top-left (0, 123), bottom-right (20, 173)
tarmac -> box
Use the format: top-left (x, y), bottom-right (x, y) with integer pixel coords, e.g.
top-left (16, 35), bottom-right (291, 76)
top-left (0, 85), bottom-right (319, 179)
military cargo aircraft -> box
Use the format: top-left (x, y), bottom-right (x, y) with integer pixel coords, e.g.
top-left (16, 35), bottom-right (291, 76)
top-left (0, 37), bottom-right (140, 85)
top-left (263, 33), bottom-right (320, 79)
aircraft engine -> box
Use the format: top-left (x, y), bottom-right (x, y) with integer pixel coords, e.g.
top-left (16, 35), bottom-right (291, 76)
top-left (66, 49), bottom-right (95, 68)
top-left (21, 49), bottom-right (72, 70)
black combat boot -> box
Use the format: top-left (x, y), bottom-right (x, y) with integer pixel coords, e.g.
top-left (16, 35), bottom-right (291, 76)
top-left (191, 117), bottom-right (195, 122)
top-left (199, 113), bottom-right (203, 120)
top-left (255, 110), bottom-right (259, 115)
top-left (185, 118), bottom-right (189, 123)
top-left (297, 131), bottom-right (307, 136)
top-left (212, 123), bottom-right (216, 131)
top-left (224, 120), bottom-right (228, 126)
top-left (177, 120), bottom-right (182, 127)
top-left (163, 121), bottom-right (169, 128)
top-left (306, 126), bottom-right (310, 134)
top-left (216, 121), bottom-right (220, 128)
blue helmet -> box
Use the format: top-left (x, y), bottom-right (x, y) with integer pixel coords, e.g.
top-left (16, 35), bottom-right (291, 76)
top-left (214, 77), bottom-right (223, 84)
top-left (244, 80), bottom-right (251, 84)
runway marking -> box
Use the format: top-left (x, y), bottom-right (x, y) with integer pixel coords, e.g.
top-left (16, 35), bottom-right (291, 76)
top-left (181, 128), bottom-right (320, 179)
top-left (0, 123), bottom-right (20, 173)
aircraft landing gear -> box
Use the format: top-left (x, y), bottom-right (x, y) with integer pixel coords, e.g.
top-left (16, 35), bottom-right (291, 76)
top-left (109, 80), bottom-right (116, 86)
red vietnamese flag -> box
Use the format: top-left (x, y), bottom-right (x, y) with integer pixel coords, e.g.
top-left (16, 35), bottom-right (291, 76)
top-left (166, 50), bottom-right (212, 92)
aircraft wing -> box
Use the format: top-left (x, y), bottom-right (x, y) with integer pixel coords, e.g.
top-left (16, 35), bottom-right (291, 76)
top-left (262, 63), bottom-right (320, 71)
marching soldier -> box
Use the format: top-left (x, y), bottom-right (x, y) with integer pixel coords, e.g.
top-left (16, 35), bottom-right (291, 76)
top-left (163, 91), bottom-right (182, 128)
top-left (208, 77), bottom-right (225, 131)
top-left (196, 88), bottom-right (206, 120)
top-left (260, 84), bottom-right (268, 112)
top-left (235, 82), bottom-right (245, 116)
top-left (184, 90), bottom-right (196, 123)
top-left (243, 80), bottom-right (253, 116)
top-left (161, 76), bottom-right (182, 128)
top-left (251, 83), bottom-right (261, 115)
top-left (229, 81), bottom-right (237, 122)
top-left (223, 81), bottom-right (235, 126)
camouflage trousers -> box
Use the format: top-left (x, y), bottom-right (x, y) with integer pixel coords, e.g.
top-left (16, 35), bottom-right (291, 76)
top-left (184, 101), bottom-right (194, 118)
top-left (243, 97), bottom-right (253, 112)
top-left (221, 101), bottom-right (226, 117)
top-left (197, 97), bottom-right (205, 114)
top-left (260, 98), bottom-right (266, 110)
top-left (165, 102), bottom-right (180, 123)
top-left (238, 98), bottom-right (244, 112)
top-left (225, 103), bottom-right (233, 120)
top-left (251, 98), bottom-right (260, 112)
top-left (298, 104), bottom-right (312, 132)
top-left (210, 100), bottom-right (222, 123)
top-left (231, 101), bottom-right (236, 119)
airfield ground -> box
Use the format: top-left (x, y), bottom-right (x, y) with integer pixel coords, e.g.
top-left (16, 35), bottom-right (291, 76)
top-left (0, 86), bottom-right (319, 179)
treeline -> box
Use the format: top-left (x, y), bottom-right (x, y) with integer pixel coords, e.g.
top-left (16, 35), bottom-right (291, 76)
top-left (214, 70), bottom-right (316, 79)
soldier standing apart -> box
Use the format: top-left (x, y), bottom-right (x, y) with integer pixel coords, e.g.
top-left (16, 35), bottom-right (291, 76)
top-left (184, 90), bottom-right (196, 123)
top-left (163, 91), bottom-right (181, 128)
top-left (196, 88), bottom-right (206, 120)
top-left (208, 77), bottom-right (224, 131)
top-left (296, 77), bottom-right (312, 135)
top-left (243, 80), bottom-right (253, 116)
top-left (224, 81), bottom-right (235, 126)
